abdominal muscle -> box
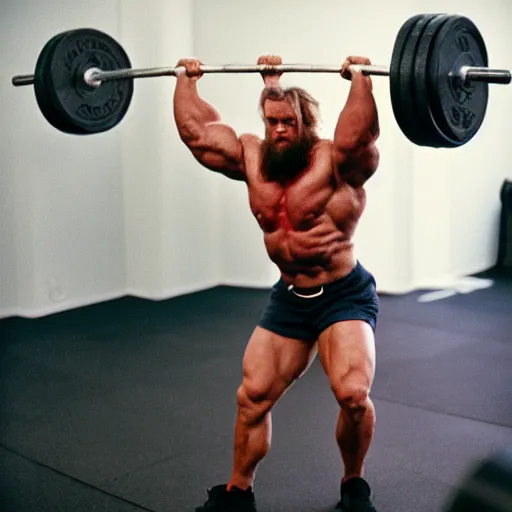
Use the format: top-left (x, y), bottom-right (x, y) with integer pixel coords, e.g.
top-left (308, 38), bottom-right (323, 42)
top-left (264, 213), bottom-right (357, 287)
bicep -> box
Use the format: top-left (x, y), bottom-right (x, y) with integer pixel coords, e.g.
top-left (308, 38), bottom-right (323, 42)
top-left (188, 122), bottom-right (245, 181)
top-left (332, 142), bottom-right (379, 187)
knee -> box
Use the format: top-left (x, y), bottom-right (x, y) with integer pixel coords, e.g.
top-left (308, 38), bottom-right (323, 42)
top-left (236, 380), bottom-right (274, 425)
top-left (331, 379), bottom-right (371, 412)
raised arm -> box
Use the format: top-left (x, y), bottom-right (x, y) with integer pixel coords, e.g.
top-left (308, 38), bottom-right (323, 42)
top-left (332, 56), bottom-right (380, 188)
top-left (173, 59), bottom-right (245, 181)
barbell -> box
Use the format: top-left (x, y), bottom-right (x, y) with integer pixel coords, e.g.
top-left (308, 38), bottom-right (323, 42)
top-left (11, 13), bottom-right (511, 147)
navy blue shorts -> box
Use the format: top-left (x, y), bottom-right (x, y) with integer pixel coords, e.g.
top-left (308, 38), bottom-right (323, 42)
top-left (258, 261), bottom-right (379, 342)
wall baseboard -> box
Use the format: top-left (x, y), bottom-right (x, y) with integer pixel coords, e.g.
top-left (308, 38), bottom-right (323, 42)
top-left (0, 281), bottom-right (221, 320)
top-left (219, 278), bottom-right (274, 290)
top-left (0, 308), bottom-right (19, 320)
top-left (125, 280), bottom-right (219, 301)
top-left (0, 289), bottom-right (126, 320)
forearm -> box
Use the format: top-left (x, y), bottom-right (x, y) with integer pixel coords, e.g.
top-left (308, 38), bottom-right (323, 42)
top-left (334, 73), bottom-right (379, 153)
top-left (173, 75), bottom-right (219, 145)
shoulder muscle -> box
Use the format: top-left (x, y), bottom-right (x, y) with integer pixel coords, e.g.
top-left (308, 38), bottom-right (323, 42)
top-left (332, 142), bottom-right (379, 188)
top-left (190, 122), bottom-right (246, 181)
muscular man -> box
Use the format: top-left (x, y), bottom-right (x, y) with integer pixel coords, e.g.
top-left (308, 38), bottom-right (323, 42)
top-left (173, 54), bottom-right (380, 512)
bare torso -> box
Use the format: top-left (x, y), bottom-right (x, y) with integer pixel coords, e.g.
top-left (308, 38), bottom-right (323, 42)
top-left (241, 135), bottom-right (366, 287)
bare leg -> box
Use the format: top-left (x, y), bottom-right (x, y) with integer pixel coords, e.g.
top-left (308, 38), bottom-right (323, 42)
top-left (227, 326), bottom-right (317, 490)
top-left (227, 399), bottom-right (272, 490)
top-left (336, 397), bottom-right (376, 482)
top-left (318, 321), bottom-right (376, 483)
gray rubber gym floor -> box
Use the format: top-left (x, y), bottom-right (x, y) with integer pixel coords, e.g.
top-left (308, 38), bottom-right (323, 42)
top-left (1, 268), bottom-right (512, 512)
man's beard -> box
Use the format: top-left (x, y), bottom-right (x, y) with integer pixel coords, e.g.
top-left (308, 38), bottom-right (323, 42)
top-left (260, 136), bottom-right (315, 185)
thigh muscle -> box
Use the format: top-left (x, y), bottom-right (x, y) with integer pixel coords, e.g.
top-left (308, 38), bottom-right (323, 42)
top-left (317, 320), bottom-right (375, 393)
top-left (241, 326), bottom-right (317, 404)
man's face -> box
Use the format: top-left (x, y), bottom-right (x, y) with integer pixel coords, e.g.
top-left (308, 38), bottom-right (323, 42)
top-left (260, 99), bottom-right (315, 184)
top-left (263, 99), bottom-right (299, 149)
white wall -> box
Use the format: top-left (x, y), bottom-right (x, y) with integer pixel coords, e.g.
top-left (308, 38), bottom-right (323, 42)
top-left (409, 0), bottom-right (512, 289)
top-left (193, 0), bottom-right (512, 293)
top-left (1, 0), bottom-right (126, 318)
top-left (120, 0), bottom-right (221, 300)
top-left (1, 0), bottom-right (219, 319)
top-left (1, 0), bottom-right (510, 319)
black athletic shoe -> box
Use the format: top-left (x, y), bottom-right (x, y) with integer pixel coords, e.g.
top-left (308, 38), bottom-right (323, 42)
top-left (336, 477), bottom-right (377, 511)
top-left (195, 484), bottom-right (257, 512)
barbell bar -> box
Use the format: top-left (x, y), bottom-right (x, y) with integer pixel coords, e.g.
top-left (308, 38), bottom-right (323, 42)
top-left (12, 64), bottom-right (392, 87)
top-left (12, 63), bottom-right (511, 88)
top-left (457, 66), bottom-right (511, 85)
top-left (10, 13), bottom-right (511, 145)
top-left (14, 63), bottom-right (512, 88)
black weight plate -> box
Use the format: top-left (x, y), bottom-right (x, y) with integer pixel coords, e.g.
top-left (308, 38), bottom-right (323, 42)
top-left (46, 28), bottom-right (134, 134)
top-left (389, 14), bottom-right (425, 144)
top-left (444, 449), bottom-right (512, 511)
top-left (413, 14), bottom-right (458, 148)
top-left (390, 14), bottom-right (442, 146)
top-left (428, 16), bottom-right (489, 146)
top-left (34, 32), bottom-right (88, 134)
top-left (397, 13), bottom-right (442, 147)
